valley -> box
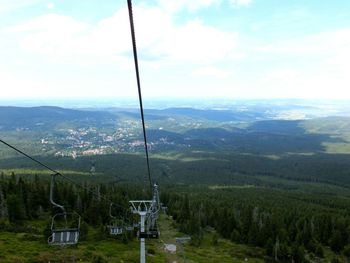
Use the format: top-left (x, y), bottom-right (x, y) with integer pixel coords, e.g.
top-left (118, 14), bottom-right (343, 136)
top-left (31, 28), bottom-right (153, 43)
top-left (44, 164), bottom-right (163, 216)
top-left (1, 102), bottom-right (350, 262)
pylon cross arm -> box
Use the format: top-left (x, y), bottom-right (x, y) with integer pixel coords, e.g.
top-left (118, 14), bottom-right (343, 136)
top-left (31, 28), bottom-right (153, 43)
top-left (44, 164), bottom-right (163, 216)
top-left (129, 200), bottom-right (153, 214)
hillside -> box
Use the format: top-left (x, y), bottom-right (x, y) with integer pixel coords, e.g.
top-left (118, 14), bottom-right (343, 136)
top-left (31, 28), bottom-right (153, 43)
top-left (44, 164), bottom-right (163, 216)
top-left (1, 106), bottom-right (350, 188)
top-left (0, 106), bottom-right (115, 130)
top-left (1, 105), bottom-right (350, 262)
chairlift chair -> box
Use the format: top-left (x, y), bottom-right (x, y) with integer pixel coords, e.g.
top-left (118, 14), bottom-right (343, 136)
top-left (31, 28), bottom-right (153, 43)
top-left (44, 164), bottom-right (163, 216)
top-left (108, 225), bottom-right (123, 235)
top-left (147, 224), bottom-right (160, 239)
top-left (48, 173), bottom-right (81, 246)
top-left (138, 228), bottom-right (159, 239)
top-left (107, 219), bottom-right (124, 236)
top-left (145, 183), bottom-right (161, 239)
top-left (136, 190), bottom-right (161, 239)
top-left (137, 214), bottom-right (159, 239)
top-left (139, 218), bottom-right (159, 239)
top-left (107, 203), bottom-right (125, 236)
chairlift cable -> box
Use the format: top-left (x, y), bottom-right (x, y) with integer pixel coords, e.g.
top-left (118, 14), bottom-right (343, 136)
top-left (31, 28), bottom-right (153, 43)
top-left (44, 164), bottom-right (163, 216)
top-left (1, 1), bottom-right (154, 198)
top-left (0, 139), bottom-right (130, 212)
top-left (127, 0), bottom-right (153, 193)
top-left (0, 139), bottom-right (59, 175)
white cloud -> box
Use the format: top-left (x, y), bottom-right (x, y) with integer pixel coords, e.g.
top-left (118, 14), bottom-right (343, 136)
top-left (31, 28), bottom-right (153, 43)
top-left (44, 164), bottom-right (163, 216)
top-left (257, 28), bottom-right (350, 55)
top-left (0, 69), bottom-right (47, 97)
top-left (156, 0), bottom-right (253, 12)
top-left (4, 1), bottom-right (349, 100)
top-left (262, 69), bottom-right (298, 82)
top-left (153, 19), bottom-right (238, 64)
top-left (6, 6), bottom-right (239, 64)
top-left (258, 69), bottom-right (300, 98)
top-left (47, 2), bottom-right (54, 9)
top-left (0, 4), bottom-right (240, 98)
top-left (249, 27), bottom-right (350, 99)
top-left (193, 66), bottom-right (231, 78)
top-left (7, 14), bottom-right (88, 55)
top-left (230, 0), bottom-right (252, 8)
top-left (257, 70), bottom-right (350, 100)
top-left (7, 13), bottom-right (87, 33)
top-left (156, 0), bottom-right (221, 13)
top-left (0, 0), bottom-right (42, 12)
top-left (256, 65), bottom-right (350, 100)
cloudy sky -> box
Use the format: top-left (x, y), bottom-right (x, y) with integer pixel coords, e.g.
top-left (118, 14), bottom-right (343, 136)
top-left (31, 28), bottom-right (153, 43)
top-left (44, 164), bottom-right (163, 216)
top-left (1, 0), bottom-right (350, 100)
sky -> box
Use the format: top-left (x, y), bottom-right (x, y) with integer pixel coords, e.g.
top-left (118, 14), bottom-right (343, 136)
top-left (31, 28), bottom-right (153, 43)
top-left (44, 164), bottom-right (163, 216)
top-left (1, 0), bottom-right (350, 100)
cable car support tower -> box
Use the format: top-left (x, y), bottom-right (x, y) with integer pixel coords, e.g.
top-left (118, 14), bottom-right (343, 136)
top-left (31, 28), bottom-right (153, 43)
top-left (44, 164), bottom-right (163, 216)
top-left (127, 0), bottom-right (161, 262)
top-left (130, 183), bottom-right (160, 263)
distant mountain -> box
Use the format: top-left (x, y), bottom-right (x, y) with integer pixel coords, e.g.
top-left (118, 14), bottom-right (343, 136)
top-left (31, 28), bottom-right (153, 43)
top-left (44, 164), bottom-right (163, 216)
top-left (0, 106), bottom-right (115, 130)
top-left (145, 107), bottom-right (267, 122)
top-left (1, 106), bottom-right (350, 157)
top-left (184, 127), bottom-right (234, 138)
top-left (302, 116), bottom-right (350, 134)
top-left (247, 120), bottom-right (305, 135)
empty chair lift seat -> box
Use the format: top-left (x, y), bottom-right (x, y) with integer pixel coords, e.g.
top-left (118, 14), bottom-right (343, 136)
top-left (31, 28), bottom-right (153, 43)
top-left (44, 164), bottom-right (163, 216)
top-left (48, 229), bottom-right (79, 245)
top-left (109, 226), bottom-right (123, 235)
top-left (139, 229), bottom-right (159, 239)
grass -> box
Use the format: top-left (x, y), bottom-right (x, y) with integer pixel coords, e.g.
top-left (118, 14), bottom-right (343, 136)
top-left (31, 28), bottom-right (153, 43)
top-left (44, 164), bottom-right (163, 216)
top-left (208, 184), bottom-right (255, 190)
top-left (152, 214), bottom-right (265, 263)
top-left (323, 142), bottom-right (350, 154)
top-left (0, 214), bottom-right (267, 263)
top-left (0, 169), bottom-right (93, 177)
top-left (0, 212), bottom-right (344, 262)
top-left (0, 229), bottom-right (142, 263)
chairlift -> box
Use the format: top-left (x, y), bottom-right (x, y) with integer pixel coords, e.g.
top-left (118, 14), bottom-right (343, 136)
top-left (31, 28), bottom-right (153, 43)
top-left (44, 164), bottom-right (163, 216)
top-left (109, 225), bottom-right (123, 235)
top-left (140, 216), bottom-right (159, 239)
top-left (147, 222), bottom-right (160, 239)
top-left (48, 173), bottom-right (81, 246)
top-left (107, 203), bottom-right (125, 236)
top-left (133, 184), bottom-right (161, 240)
top-left (145, 183), bottom-right (160, 239)
top-left (140, 211), bottom-right (160, 239)
top-left (139, 227), bottom-right (159, 239)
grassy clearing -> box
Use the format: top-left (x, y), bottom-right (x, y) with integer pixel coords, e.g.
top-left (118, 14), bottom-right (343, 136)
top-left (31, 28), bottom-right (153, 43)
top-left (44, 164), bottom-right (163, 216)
top-left (0, 229), bottom-right (146, 263)
top-left (0, 169), bottom-right (93, 177)
top-left (0, 214), bottom-right (267, 263)
top-left (323, 142), bottom-right (350, 154)
top-left (153, 214), bottom-right (265, 263)
top-left (209, 184), bottom-right (255, 190)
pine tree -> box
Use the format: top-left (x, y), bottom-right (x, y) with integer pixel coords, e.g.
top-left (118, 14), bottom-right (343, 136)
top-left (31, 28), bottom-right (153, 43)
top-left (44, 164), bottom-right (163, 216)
top-left (0, 186), bottom-right (8, 219)
top-left (7, 194), bottom-right (25, 221)
top-left (274, 236), bottom-right (280, 261)
top-left (330, 230), bottom-right (343, 252)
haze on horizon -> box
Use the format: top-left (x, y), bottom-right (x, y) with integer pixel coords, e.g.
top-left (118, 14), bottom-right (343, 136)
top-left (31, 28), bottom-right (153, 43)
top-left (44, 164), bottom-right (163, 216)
top-left (1, 0), bottom-right (350, 100)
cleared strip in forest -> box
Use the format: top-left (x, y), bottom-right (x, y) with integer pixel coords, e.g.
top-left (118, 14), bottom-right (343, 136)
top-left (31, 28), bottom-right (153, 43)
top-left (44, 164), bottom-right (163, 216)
top-left (0, 168), bottom-right (92, 177)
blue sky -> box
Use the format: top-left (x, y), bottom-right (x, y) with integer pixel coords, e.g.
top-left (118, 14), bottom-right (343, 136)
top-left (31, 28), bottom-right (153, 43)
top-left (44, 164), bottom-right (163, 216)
top-left (1, 0), bottom-right (350, 99)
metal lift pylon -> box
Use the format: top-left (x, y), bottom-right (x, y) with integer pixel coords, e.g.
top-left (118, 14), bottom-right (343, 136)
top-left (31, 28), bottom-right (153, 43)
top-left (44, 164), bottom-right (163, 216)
top-left (129, 183), bottom-right (161, 263)
top-left (129, 200), bottom-right (153, 263)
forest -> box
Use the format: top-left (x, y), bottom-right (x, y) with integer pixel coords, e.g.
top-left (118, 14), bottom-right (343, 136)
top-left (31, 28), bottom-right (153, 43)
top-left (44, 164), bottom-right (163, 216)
top-left (1, 106), bottom-right (350, 262)
top-left (1, 170), bottom-right (350, 262)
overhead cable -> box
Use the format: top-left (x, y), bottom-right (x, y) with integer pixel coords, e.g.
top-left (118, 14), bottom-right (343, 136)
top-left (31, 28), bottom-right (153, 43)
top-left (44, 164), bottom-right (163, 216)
top-left (0, 139), bottom-right (129, 211)
top-left (127, 0), bottom-right (153, 193)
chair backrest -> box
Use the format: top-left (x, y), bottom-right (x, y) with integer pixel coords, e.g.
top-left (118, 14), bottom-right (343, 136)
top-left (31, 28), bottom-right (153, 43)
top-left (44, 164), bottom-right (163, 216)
top-left (51, 212), bottom-right (81, 231)
top-left (48, 174), bottom-right (81, 246)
